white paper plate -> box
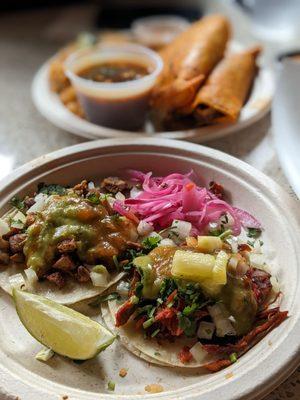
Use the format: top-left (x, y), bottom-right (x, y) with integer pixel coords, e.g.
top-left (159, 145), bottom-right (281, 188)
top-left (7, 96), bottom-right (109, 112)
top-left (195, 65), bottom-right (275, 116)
top-left (31, 42), bottom-right (275, 143)
top-left (0, 138), bottom-right (299, 400)
top-left (273, 58), bottom-right (300, 197)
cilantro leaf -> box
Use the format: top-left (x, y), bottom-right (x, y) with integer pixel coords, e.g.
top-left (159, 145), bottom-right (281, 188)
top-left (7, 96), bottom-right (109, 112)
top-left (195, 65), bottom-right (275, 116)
top-left (142, 236), bottom-right (160, 251)
top-left (10, 196), bottom-right (25, 211)
top-left (247, 228), bottom-right (262, 238)
top-left (86, 192), bottom-right (100, 204)
top-left (178, 313), bottom-right (197, 337)
top-left (37, 183), bottom-right (66, 196)
top-left (88, 292), bottom-right (120, 308)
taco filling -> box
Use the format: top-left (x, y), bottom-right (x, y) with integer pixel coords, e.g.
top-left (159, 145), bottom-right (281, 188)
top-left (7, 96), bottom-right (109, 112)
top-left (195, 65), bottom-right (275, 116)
top-left (0, 170), bottom-right (288, 371)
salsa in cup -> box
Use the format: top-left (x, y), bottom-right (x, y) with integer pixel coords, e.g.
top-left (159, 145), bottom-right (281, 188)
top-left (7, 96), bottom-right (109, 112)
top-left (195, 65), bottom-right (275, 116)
top-left (65, 44), bottom-right (163, 130)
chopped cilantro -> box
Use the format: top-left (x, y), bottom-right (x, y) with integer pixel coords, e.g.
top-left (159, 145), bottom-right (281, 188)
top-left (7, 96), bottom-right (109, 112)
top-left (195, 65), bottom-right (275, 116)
top-left (88, 292), bottom-right (120, 308)
top-left (229, 353), bottom-right (237, 363)
top-left (143, 317), bottom-right (155, 329)
top-left (142, 236), bottom-right (161, 251)
top-left (10, 196), bottom-right (25, 211)
top-left (107, 381), bottom-right (115, 391)
top-left (86, 192), bottom-right (100, 204)
top-left (151, 328), bottom-right (160, 338)
top-left (154, 351), bottom-right (161, 356)
top-left (178, 313), bottom-right (197, 337)
top-left (247, 228), bottom-right (262, 238)
top-left (182, 303), bottom-right (198, 316)
top-left (37, 183), bottom-right (66, 196)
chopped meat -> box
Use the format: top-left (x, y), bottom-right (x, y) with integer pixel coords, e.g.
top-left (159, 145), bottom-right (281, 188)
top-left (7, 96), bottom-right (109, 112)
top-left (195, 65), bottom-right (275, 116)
top-left (247, 268), bottom-right (272, 307)
top-left (100, 176), bottom-right (130, 194)
top-left (238, 243), bottom-right (252, 252)
top-left (204, 359), bottom-right (232, 372)
top-left (0, 250), bottom-right (9, 265)
top-left (2, 227), bottom-right (21, 240)
top-left (126, 241), bottom-right (143, 250)
top-left (155, 307), bottom-right (183, 337)
top-left (75, 266), bottom-right (90, 283)
top-left (73, 180), bottom-right (88, 195)
top-left (25, 213), bottom-right (36, 227)
top-left (0, 237), bottom-right (9, 251)
top-left (57, 238), bottom-right (77, 253)
top-left (24, 197), bottom-right (35, 209)
top-left (46, 271), bottom-right (66, 288)
top-left (53, 255), bottom-right (75, 271)
top-left (209, 181), bottom-right (225, 199)
top-left (10, 253), bottom-right (25, 263)
top-left (115, 299), bottom-right (136, 327)
top-left (178, 346), bottom-right (193, 363)
top-left (9, 233), bottom-right (27, 253)
top-left (203, 309), bottom-right (288, 355)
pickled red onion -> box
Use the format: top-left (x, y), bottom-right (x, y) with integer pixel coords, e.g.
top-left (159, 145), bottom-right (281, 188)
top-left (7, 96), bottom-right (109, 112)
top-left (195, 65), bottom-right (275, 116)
top-left (113, 170), bottom-right (261, 235)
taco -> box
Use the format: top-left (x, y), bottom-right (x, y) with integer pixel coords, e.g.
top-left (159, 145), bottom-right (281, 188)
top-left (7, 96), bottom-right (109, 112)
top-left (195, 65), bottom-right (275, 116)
top-left (0, 179), bottom-right (138, 305)
top-left (94, 170), bottom-right (288, 371)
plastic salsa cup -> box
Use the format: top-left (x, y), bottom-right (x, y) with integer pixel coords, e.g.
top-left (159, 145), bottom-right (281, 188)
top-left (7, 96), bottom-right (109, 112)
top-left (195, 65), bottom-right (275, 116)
top-left (64, 44), bottom-right (163, 131)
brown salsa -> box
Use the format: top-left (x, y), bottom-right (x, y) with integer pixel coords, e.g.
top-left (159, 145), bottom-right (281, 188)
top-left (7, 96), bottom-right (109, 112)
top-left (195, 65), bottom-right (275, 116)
top-left (78, 61), bottom-right (150, 83)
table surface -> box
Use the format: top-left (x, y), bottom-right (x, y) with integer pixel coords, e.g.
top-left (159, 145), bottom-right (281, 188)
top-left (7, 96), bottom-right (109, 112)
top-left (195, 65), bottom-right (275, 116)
top-left (0, 1), bottom-right (299, 399)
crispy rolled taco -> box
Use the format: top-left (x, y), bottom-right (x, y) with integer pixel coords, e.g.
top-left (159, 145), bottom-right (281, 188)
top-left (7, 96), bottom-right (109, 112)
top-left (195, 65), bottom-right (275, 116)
top-left (0, 179), bottom-right (139, 305)
top-left (151, 15), bottom-right (231, 115)
top-left (184, 47), bottom-right (261, 125)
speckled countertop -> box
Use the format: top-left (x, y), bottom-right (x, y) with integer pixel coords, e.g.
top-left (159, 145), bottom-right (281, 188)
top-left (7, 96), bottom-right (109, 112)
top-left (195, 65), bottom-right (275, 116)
top-left (0, 2), bottom-right (299, 399)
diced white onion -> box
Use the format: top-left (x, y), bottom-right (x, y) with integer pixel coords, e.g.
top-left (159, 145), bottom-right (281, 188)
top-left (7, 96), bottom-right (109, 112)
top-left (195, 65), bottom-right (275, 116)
top-left (148, 232), bottom-right (162, 240)
top-left (90, 268), bottom-right (109, 287)
top-left (116, 280), bottom-right (130, 296)
top-left (24, 268), bottom-right (38, 289)
top-left (130, 186), bottom-right (142, 199)
top-left (208, 304), bottom-right (236, 337)
top-left (27, 193), bottom-right (48, 214)
top-left (209, 222), bottom-right (218, 231)
top-left (226, 236), bottom-right (238, 253)
top-left (9, 273), bottom-right (26, 290)
top-left (137, 220), bottom-right (153, 236)
top-left (189, 342), bottom-right (209, 363)
top-left (10, 211), bottom-right (26, 229)
top-left (88, 181), bottom-right (95, 189)
top-left (107, 196), bottom-right (115, 208)
top-left (249, 253), bottom-right (265, 269)
top-left (171, 220), bottom-right (192, 239)
top-left (159, 238), bottom-right (176, 247)
top-left (0, 218), bottom-right (10, 236)
top-left (35, 347), bottom-right (54, 362)
top-left (197, 321), bottom-right (215, 340)
top-left (115, 192), bottom-right (125, 201)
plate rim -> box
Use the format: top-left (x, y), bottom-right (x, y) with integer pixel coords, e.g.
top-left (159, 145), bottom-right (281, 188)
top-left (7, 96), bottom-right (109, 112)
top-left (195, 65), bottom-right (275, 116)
top-left (31, 41), bottom-right (275, 143)
top-left (0, 138), bottom-right (300, 400)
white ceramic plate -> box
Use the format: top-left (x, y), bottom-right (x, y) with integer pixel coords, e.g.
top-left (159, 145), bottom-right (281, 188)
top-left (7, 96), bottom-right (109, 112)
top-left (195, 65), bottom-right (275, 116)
top-left (0, 138), bottom-right (299, 400)
top-left (273, 58), bottom-right (300, 197)
top-left (31, 42), bottom-right (275, 143)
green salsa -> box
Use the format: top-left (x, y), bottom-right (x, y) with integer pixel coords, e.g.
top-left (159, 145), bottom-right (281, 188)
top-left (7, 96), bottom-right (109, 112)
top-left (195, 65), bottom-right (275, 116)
top-left (24, 194), bottom-right (136, 274)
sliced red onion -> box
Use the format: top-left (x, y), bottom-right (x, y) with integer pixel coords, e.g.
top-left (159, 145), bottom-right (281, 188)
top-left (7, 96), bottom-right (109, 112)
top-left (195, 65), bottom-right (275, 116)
top-left (111, 170), bottom-right (261, 236)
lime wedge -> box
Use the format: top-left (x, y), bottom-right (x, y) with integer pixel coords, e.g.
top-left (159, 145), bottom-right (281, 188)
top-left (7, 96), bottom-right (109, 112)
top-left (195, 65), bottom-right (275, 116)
top-left (13, 289), bottom-right (115, 360)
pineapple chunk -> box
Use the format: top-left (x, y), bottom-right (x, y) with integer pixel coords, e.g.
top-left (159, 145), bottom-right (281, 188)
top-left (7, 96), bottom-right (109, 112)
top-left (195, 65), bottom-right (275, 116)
top-left (197, 236), bottom-right (223, 253)
top-left (171, 250), bottom-right (215, 282)
top-left (212, 250), bottom-right (229, 285)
